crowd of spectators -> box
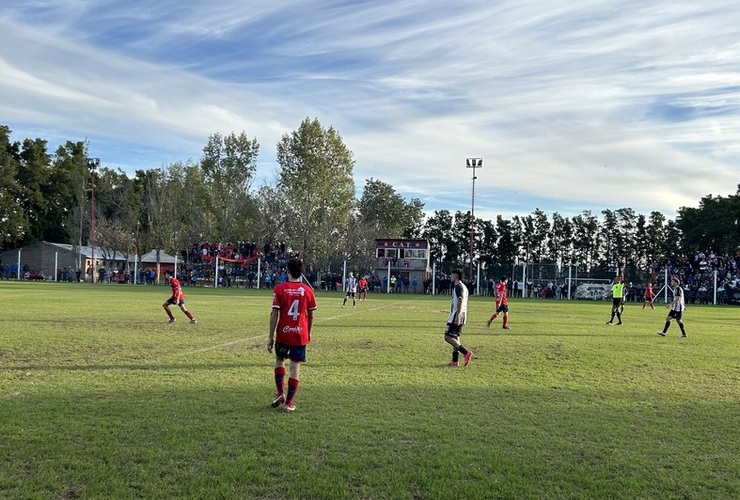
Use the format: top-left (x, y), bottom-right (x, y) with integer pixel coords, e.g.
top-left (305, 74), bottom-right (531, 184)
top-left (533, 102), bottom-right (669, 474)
top-left (181, 241), bottom-right (302, 289)
top-left (188, 241), bottom-right (264, 263)
top-left (656, 250), bottom-right (740, 304)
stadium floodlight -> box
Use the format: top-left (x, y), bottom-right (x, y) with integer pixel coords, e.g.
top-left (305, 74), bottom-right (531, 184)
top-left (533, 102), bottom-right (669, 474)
top-left (86, 158), bottom-right (100, 282)
top-left (465, 158), bottom-right (483, 286)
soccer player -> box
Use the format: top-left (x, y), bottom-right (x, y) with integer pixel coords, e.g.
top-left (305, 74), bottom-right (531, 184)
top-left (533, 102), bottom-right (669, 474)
top-left (487, 275), bottom-right (511, 330)
top-left (358, 275), bottom-right (369, 301)
top-left (657, 277), bottom-right (688, 338)
top-left (163, 276), bottom-right (197, 324)
top-left (342, 272), bottom-right (358, 308)
top-left (444, 269), bottom-right (473, 367)
top-left (605, 275), bottom-right (624, 325)
top-left (268, 257), bottom-right (317, 413)
top-left (642, 282), bottom-right (655, 309)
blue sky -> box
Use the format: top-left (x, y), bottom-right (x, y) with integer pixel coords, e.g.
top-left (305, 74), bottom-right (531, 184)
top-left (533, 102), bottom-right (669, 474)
top-left (1, 0), bottom-right (739, 222)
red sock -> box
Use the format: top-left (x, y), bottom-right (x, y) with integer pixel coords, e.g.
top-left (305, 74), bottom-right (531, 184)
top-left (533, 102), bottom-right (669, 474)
top-left (184, 310), bottom-right (194, 320)
top-left (164, 307), bottom-right (174, 320)
top-left (274, 367), bottom-right (286, 396)
top-left (286, 377), bottom-right (300, 406)
top-left (503, 315), bottom-right (508, 327)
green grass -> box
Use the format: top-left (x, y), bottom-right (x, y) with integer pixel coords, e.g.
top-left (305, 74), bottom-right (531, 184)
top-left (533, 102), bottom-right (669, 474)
top-left (1, 281), bottom-right (738, 499)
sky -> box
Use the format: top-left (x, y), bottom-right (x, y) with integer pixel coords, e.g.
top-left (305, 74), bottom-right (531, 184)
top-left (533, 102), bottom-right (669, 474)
top-left (1, 0), bottom-right (739, 223)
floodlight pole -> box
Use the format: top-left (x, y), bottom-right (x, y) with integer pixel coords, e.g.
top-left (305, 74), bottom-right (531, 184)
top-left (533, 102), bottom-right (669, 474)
top-left (466, 158), bottom-right (483, 286)
top-left (86, 158), bottom-right (100, 283)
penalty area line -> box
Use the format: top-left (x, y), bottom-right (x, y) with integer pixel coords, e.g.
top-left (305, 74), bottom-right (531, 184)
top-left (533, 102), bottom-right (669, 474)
top-left (167, 302), bottom-right (398, 358)
top-left (320, 302), bottom-right (397, 322)
top-left (167, 334), bottom-right (265, 359)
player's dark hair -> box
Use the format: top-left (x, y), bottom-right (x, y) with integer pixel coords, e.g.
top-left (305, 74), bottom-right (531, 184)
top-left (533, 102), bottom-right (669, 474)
top-left (286, 258), bottom-right (303, 279)
top-left (451, 269), bottom-right (463, 280)
top-left (500, 275), bottom-right (508, 282)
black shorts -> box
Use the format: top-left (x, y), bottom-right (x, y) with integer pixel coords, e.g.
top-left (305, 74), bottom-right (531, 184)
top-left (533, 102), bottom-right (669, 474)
top-left (166, 296), bottom-right (184, 306)
top-left (275, 342), bottom-right (307, 363)
top-left (668, 310), bottom-right (683, 321)
top-left (445, 322), bottom-right (463, 338)
top-left (496, 304), bottom-right (509, 314)
top-left (345, 291), bottom-right (356, 297)
top-left (612, 298), bottom-right (622, 308)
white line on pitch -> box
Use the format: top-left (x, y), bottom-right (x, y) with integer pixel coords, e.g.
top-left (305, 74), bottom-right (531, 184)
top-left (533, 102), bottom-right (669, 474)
top-left (168, 302), bottom-right (397, 358)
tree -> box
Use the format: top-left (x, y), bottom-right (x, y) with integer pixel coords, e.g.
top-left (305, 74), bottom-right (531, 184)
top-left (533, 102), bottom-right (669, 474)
top-left (571, 211), bottom-right (600, 272)
top-left (16, 137), bottom-right (51, 244)
top-left (476, 218), bottom-right (498, 272)
top-left (276, 118), bottom-right (355, 270)
top-left (345, 178), bottom-right (426, 272)
top-left (252, 185), bottom-right (287, 248)
top-left (421, 210), bottom-right (456, 272)
top-left (46, 141), bottom-right (87, 245)
top-left (136, 168), bottom-right (173, 283)
top-left (548, 212), bottom-right (573, 268)
top-left (0, 126), bottom-right (26, 248)
top-left (402, 198), bottom-right (425, 239)
top-left (676, 186), bottom-right (740, 255)
top-left (357, 178), bottom-right (424, 237)
top-left (513, 212), bottom-right (550, 264)
top-left (531, 209), bottom-right (551, 262)
top-left (93, 167), bottom-right (143, 269)
top-left (201, 131), bottom-right (259, 242)
top-left (494, 216), bottom-right (518, 268)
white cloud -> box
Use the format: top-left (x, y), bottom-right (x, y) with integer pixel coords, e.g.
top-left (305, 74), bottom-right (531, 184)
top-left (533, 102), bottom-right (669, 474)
top-left (1, 1), bottom-right (738, 221)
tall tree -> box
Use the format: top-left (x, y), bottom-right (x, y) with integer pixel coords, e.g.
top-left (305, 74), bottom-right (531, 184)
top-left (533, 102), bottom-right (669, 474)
top-left (676, 186), bottom-right (740, 255)
top-left (476, 218), bottom-right (498, 271)
top-left (17, 137), bottom-right (51, 244)
top-left (645, 211), bottom-right (667, 268)
top-left (600, 209), bottom-right (620, 272)
top-left (615, 207), bottom-right (638, 268)
top-left (571, 211), bottom-right (600, 272)
top-left (531, 209), bottom-right (551, 262)
top-left (252, 185), bottom-right (287, 248)
top-left (94, 167), bottom-right (141, 267)
top-left (276, 118), bottom-right (355, 270)
top-left (201, 131), bottom-right (259, 242)
top-left (357, 178), bottom-right (424, 237)
top-left (421, 210), bottom-right (456, 272)
top-left (348, 178), bottom-right (425, 272)
top-left (548, 212), bottom-right (573, 268)
top-left (0, 126), bottom-right (26, 247)
top-left (46, 141), bottom-right (87, 244)
top-left (494, 216), bottom-right (519, 267)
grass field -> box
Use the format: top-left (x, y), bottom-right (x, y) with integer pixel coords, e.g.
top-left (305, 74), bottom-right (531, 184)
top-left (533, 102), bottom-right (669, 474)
top-left (1, 281), bottom-right (738, 499)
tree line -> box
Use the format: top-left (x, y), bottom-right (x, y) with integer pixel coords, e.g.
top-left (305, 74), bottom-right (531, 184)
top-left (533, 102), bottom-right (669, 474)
top-left (1, 121), bottom-right (738, 276)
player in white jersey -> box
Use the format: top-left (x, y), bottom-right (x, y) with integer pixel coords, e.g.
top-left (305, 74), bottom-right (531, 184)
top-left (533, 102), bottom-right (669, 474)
top-left (444, 269), bottom-right (473, 366)
top-left (657, 276), bottom-right (688, 338)
top-left (342, 272), bottom-right (358, 309)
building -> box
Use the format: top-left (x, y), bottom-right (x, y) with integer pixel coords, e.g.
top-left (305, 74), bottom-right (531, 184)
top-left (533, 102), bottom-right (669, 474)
top-left (0, 241), bottom-right (177, 282)
top-left (374, 239), bottom-right (431, 293)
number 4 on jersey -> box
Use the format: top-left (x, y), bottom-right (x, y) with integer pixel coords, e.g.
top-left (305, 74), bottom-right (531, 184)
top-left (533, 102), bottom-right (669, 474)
top-left (287, 299), bottom-right (300, 321)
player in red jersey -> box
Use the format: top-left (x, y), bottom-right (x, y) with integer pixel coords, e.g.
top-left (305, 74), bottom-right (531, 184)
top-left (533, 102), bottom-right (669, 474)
top-left (162, 276), bottom-right (197, 324)
top-left (268, 258), bottom-right (317, 413)
top-left (487, 275), bottom-right (511, 329)
top-left (358, 276), bottom-right (369, 301)
top-left (642, 283), bottom-right (655, 309)
top-left (163, 276), bottom-right (197, 324)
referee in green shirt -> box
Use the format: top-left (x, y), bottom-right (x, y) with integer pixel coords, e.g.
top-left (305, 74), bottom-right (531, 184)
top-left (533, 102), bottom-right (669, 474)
top-left (606, 277), bottom-right (624, 325)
